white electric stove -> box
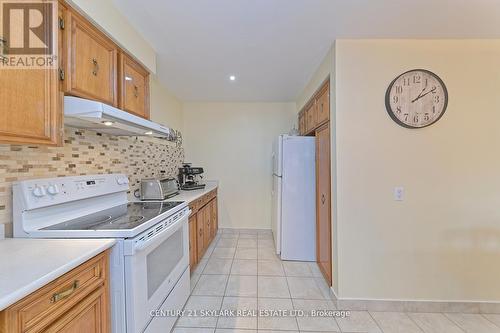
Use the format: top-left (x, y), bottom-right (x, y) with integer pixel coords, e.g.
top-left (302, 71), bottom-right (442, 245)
top-left (12, 174), bottom-right (191, 333)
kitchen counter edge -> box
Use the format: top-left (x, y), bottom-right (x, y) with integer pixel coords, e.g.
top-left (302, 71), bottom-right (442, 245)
top-left (0, 238), bottom-right (116, 311)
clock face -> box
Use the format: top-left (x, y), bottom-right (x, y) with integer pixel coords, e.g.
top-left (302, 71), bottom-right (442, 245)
top-left (385, 69), bottom-right (448, 128)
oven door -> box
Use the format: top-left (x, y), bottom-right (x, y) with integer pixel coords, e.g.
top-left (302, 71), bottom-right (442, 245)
top-left (123, 211), bottom-right (189, 333)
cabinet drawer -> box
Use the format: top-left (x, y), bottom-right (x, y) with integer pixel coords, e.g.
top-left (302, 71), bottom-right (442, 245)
top-left (189, 199), bottom-right (200, 214)
top-left (3, 252), bottom-right (107, 333)
top-left (43, 286), bottom-right (108, 333)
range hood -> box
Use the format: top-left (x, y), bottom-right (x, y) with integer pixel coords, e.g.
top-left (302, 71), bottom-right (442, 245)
top-left (64, 96), bottom-right (171, 137)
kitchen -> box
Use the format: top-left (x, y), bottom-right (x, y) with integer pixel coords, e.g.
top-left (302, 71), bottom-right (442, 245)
top-left (2, 1), bottom-right (500, 333)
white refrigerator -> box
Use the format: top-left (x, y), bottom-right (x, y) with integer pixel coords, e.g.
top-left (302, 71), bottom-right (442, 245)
top-left (271, 135), bottom-right (316, 261)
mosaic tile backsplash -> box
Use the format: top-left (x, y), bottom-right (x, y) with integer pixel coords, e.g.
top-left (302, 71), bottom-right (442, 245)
top-left (0, 127), bottom-right (184, 236)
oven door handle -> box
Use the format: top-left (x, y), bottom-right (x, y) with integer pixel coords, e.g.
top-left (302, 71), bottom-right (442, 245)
top-left (125, 210), bottom-right (190, 255)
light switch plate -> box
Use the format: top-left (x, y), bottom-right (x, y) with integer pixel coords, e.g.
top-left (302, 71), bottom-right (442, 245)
top-left (394, 187), bottom-right (404, 201)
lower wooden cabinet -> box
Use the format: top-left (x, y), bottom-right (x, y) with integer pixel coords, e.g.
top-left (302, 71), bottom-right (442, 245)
top-left (0, 250), bottom-right (110, 333)
top-left (188, 189), bottom-right (218, 272)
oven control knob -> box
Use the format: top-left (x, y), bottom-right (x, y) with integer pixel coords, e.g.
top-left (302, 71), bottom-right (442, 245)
top-left (117, 177), bottom-right (129, 185)
top-left (47, 184), bottom-right (60, 195)
top-left (32, 186), bottom-right (46, 197)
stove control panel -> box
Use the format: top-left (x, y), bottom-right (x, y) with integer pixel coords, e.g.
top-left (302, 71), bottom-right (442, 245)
top-left (14, 174), bottom-right (130, 210)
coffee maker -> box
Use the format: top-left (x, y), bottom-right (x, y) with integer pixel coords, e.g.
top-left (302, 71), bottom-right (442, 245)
top-left (178, 163), bottom-right (206, 190)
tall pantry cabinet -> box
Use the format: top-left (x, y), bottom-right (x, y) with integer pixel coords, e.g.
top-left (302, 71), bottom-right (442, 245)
top-left (298, 79), bottom-right (333, 287)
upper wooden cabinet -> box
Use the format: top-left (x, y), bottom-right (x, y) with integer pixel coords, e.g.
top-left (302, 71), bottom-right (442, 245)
top-left (0, 64), bottom-right (61, 146)
top-left (316, 82), bottom-right (330, 125)
top-left (299, 79), bottom-right (330, 135)
top-left (305, 101), bottom-right (317, 134)
top-left (0, 3), bottom-right (61, 145)
top-left (64, 9), bottom-right (118, 106)
top-left (118, 52), bottom-right (150, 119)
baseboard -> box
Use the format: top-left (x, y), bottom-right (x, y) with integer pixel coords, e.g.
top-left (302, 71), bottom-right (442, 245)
top-left (331, 293), bottom-right (500, 314)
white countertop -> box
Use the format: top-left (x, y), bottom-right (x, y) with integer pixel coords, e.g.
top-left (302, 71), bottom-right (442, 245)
top-left (168, 181), bottom-right (218, 204)
top-left (0, 238), bottom-right (116, 311)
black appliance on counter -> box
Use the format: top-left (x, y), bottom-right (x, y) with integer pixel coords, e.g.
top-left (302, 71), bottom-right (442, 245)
top-left (178, 163), bottom-right (206, 190)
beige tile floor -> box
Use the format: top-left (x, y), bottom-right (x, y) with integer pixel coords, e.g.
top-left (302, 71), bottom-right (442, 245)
top-left (174, 229), bottom-right (500, 333)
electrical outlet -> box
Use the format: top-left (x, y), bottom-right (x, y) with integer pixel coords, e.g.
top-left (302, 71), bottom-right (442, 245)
top-left (394, 187), bottom-right (404, 201)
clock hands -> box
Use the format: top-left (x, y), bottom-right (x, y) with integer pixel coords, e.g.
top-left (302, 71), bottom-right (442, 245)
top-left (411, 87), bottom-right (437, 103)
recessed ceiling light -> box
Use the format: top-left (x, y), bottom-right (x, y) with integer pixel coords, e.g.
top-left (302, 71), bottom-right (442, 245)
top-left (144, 131), bottom-right (153, 135)
top-left (102, 121), bottom-right (114, 126)
top-left (229, 75), bottom-right (236, 81)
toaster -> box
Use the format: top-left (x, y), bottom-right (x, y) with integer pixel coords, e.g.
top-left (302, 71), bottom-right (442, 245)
top-left (139, 178), bottom-right (179, 200)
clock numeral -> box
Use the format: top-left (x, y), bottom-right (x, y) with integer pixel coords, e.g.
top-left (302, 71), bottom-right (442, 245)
top-left (396, 106), bottom-right (402, 114)
top-left (403, 77), bottom-right (410, 86)
top-left (434, 95), bottom-right (440, 103)
top-left (425, 78), bottom-right (428, 87)
top-left (432, 105), bottom-right (436, 114)
top-left (413, 75), bottom-right (421, 84)
top-left (413, 115), bottom-right (419, 123)
top-left (393, 95), bottom-right (399, 104)
top-left (404, 113), bottom-right (409, 122)
top-left (424, 113), bottom-right (430, 121)
top-left (395, 85), bottom-right (403, 94)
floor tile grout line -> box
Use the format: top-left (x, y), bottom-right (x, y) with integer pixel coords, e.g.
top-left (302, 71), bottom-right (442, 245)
top-left (367, 310), bottom-right (387, 333)
top-left (405, 312), bottom-right (428, 333)
top-left (481, 313), bottom-right (500, 330)
top-left (214, 232), bottom-right (238, 329)
top-left (443, 313), bottom-right (469, 333)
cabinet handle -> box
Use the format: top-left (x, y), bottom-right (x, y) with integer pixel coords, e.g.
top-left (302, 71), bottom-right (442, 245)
top-left (51, 280), bottom-right (79, 303)
top-left (321, 194), bottom-right (326, 205)
top-left (133, 85), bottom-right (139, 97)
top-left (91, 58), bottom-right (99, 76)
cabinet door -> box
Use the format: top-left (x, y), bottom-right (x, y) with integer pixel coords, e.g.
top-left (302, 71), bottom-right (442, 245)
top-left (44, 287), bottom-right (108, 333)
top-left (316, 83), bottom-right (330, 125)
top-left (316, 123), bottom-right (332, 286)
top-left (305, 102), bottom-right (317, 134)
top-left (65, 10), bottom-right (117, 106)
top-left (196, 212), bottom-right (205, 261)
top-left (118, 52), bottom-right (150, 119)
top-left (189, 213), bottom-right (198, 272)
top-left (0, 9), bottom-right (60, 145)
top-left (203, 205), bottom-right (211, 250)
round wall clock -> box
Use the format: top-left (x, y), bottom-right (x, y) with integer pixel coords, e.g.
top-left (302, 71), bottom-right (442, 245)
top-left (385, 69), bottom-right (448, 129)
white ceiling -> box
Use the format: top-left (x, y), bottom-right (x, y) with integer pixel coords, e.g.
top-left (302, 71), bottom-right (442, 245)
top-left (113, 0), bottom-right (500, 102)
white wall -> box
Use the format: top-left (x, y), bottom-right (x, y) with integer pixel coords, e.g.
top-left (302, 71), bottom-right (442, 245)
top-left (183, 102), bottom-right (296, 229)
top-left (150, 75), bottom-right (183, 131)
top-left (335, 40), bottom-right (500, 301)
